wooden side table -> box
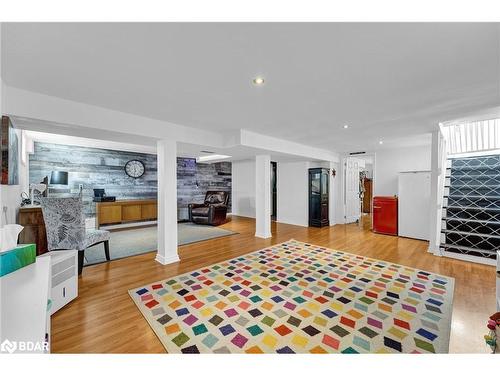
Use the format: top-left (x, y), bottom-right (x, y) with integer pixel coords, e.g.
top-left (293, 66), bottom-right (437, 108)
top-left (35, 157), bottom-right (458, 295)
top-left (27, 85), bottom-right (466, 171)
top-left (18, 205), bottom-right (48, 256)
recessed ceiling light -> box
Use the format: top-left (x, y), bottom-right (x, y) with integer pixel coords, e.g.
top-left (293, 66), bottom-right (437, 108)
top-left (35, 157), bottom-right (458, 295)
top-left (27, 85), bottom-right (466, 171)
top-left (379, 140), bottom-right (384, 145)
top-left (252, 77), bottom-right (265, 86)
top-left (343, 124), bottom-right (349, 129)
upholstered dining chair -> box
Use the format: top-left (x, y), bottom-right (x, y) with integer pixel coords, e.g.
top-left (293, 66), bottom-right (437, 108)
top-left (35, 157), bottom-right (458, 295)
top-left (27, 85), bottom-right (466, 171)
top-left (40, 197), bottom-right (111, 275)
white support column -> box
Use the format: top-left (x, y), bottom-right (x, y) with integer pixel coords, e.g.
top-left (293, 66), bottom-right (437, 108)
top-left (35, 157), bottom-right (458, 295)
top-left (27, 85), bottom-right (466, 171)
top-left (428, 130), bottom-right (443, 255)
top-left (328, 161), bottom-right (337, 226)
top-left (255, 154), bottom-right (272, 238)
top-left (156, 139), bottom-right (180, 265)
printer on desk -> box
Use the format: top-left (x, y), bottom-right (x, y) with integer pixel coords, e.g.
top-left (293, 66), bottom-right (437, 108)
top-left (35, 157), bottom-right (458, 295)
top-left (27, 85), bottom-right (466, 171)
top-left (92, 188), bottom-right (116, 202)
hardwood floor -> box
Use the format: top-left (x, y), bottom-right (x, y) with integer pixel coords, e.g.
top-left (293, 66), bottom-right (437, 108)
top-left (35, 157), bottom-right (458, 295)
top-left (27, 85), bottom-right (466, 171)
top-left (51, 215), bottom-right (496, 353)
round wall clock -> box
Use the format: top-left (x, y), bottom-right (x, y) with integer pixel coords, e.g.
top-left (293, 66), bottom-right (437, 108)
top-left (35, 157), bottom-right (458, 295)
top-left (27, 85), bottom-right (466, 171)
top-left (125, 160), bottom-right (145, 178)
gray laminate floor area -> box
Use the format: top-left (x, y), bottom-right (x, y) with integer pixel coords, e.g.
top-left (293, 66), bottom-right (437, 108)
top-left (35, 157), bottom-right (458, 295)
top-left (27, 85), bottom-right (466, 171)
top-left (84, 223), bottom-right (237, 265)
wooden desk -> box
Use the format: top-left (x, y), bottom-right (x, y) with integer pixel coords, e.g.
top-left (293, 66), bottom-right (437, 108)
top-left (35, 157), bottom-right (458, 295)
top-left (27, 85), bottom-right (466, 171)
top-left (96, 199), bottom-right (157, 228)
top-left (18, 205), bottom-right (48, 256)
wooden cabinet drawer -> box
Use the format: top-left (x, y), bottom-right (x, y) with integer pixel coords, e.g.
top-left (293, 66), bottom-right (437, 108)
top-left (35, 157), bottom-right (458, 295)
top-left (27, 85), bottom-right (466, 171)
top-left (122, 205), bottom-right (142, 221)
top-left (51, 274), bottom-right (78, 314)
top-left (43, 250), bottom-right (78, 315)
top-left (141, 204), bottom-right (157, 220)
top-left (99, 206), bottom-right (122, 224)
top-left (95, 200), bottom-right (157, 228)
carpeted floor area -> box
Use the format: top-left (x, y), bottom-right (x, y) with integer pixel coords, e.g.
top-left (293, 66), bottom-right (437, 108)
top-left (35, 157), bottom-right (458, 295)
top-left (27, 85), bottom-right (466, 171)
top-left (128, 239), bottom-right (455, 354)
top-left (84, 223), bottom-right (237, 265)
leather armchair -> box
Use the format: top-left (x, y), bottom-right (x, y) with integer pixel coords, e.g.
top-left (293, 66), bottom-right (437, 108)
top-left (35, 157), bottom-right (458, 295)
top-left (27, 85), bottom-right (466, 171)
top-left (188, 191), bottom-right (230, 225)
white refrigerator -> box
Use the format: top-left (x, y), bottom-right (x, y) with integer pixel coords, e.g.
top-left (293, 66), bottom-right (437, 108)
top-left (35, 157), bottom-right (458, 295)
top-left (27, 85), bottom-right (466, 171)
top-left (398, 171), bottom-right (431, 240)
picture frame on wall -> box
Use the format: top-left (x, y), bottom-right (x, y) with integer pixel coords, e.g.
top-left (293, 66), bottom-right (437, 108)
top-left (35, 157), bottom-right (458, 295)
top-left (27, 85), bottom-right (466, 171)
top-left (1, 116), bottom-right (19, 185)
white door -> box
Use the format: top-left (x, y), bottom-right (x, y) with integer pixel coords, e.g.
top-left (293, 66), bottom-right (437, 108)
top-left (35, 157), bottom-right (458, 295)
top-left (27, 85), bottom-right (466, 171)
top-left (344, 157), bottom-right (364, 223)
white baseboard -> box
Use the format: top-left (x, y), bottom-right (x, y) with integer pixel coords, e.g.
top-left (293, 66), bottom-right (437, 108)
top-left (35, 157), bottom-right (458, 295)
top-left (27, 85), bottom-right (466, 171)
top-left (275, 218), bottom-right (308, 227)
top-left (231, 214), bottom-right (256, 219)
top-left (427, 243), bottom-right (441, 255)
top-left (100, 220), bottom-right (157, 230)
top-left (441, 251), bottom-right (496, 266)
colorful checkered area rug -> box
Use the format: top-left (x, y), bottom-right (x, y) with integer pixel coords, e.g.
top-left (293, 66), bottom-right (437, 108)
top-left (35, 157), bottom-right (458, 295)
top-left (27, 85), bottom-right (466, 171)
top-left (129, 240), bottom-right (455, 353)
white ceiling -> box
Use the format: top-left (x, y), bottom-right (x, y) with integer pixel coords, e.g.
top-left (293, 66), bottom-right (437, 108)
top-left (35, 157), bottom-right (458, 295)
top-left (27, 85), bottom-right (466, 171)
top-left (2, 23), bottom-right (499, 153)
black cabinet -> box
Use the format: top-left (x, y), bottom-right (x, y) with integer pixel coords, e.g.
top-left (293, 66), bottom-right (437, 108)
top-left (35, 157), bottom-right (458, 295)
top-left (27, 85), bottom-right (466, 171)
top-left (309, 168), bottom-right (329, 227)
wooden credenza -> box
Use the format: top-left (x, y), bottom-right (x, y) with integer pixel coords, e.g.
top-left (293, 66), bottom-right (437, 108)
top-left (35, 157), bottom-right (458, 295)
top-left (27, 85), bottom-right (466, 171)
top-left (96, 199), bottom-right (157, 228)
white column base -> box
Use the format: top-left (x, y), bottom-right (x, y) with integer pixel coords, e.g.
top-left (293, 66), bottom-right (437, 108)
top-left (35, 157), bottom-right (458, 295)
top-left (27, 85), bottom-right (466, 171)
top-left (155, 253), bottom-right (180, 265)
top-left (427, 241), bottom-right (443, 256)
top-left (255, 231), bottom-right (272, 239)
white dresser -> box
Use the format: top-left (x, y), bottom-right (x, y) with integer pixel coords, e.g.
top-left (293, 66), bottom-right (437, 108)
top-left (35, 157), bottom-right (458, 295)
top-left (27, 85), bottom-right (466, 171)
top-left (40, 250), bottom-right (78, 315)
top-left (0, 250), bottom-right (78, 353)
top-left (0, 257), bottom-right (51, 353)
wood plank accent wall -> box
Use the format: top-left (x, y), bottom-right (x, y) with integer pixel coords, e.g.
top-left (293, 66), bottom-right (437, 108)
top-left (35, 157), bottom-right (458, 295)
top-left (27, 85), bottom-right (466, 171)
top-left (177, 158), bottom-right (231, 220)
top-left (29, 142), bottom-right (158, 218)
top-left (29, 143), bottom-right (231, 219)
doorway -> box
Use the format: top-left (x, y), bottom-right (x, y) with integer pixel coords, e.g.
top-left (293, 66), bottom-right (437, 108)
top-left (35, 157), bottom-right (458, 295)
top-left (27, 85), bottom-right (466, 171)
top-left (343, 154), bottom-right (375, 226)
top-left (360, 158), bottom-right (374, 229)
top-left (271, 161), bottom-right (277, 220)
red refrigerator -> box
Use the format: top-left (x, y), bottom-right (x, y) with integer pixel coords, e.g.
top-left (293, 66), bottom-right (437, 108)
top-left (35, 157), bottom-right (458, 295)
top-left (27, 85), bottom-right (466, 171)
top-left (373, 196), bottom-right (398, 236)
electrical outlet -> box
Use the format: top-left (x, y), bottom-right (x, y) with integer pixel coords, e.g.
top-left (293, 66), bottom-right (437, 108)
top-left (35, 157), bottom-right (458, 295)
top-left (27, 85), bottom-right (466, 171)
top-left (78, 184), bottom-right (84, 190)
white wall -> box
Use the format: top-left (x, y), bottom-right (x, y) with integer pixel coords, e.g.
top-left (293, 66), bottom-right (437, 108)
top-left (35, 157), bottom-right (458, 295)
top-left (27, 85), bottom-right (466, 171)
top-left (374, 145), bottom-right (432, 197)
top-left (277, 160), bottom-right (340, 227)
top-left (276, 161), bottom-right (309, 226)
top-left (232, 158), bottom-right (341, 227)
top-left (231, 160), bottom-right (256, 218)
top-left (0, 24), bottom-right (3, 225)
top-left (331, 161), bottom-right (342, 225)
top-left (0, 26), bottom-right (20, 226)
top-left (0, 25), bottom-right (2, 113)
